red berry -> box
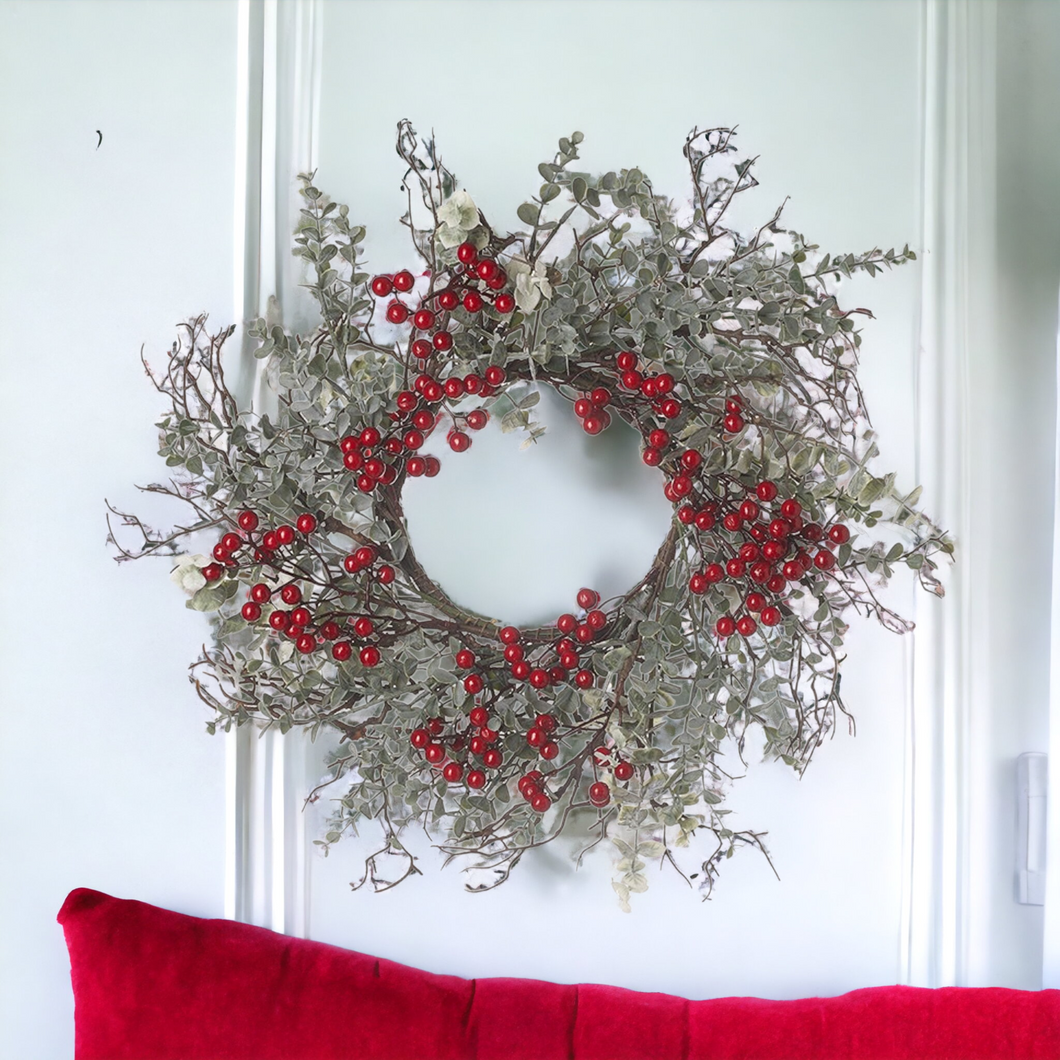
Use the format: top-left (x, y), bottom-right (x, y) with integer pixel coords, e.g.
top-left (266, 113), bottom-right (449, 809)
top-left (427, 717), bottom-right (445, 736)
top-left (457, 242), bottom-right (477, 264)
top-left (704, 563), bottom-right (725, 583)
top-left (739, 500), bottom-right (760, 522)
top-left (483, 748), bottom-right (503, 769)
top-left (476, 259), bottom-right (499, 281)
top-left (780, 499), bottom-right (802, 520)
top-left (343, 451), bottom-right (364, 471)
top-left (762, 540), bottom-right (785, 561)
top-left (467, 769), bottom-right (486, 789)
top-left (739, 544), bottom-right (761, 563)
top-left (396, 390), bottom-right (417, 412)
top-left (355, 546), bottom-right (375, 567)
top-left (559, 651), bottom-right (579, 670)
top-left (423, 383), bottom-right (445, 405)
top-left (332, 641), bottom-right (352, 661)
top-left (242, 602), bottom-right (262, 621)
top-left (723, 513), bottom-right (743, 533)
top-left (529, 668), bottom-right (550, 690)
top-left (642, 447), bottom-right (662, 466)
top-left (486, 270), bottom-right (506, 290)
top-left (404, 429), bottom-right (424, 450)
top-left (464, 673), bottom-right (484, 694)
top-left (531, 792), bottom-right (551, 813)
top-left (212, 544), bottom-right (231, 563)
top-left (670, 475), bottom-right (692, 497)
top-left (250, 583), bottom-right (270, 604)
top-left (469, 736), bottom-right (487, 756)
top-left (268, 610), bottom-right (289, 631)
top-left (576, 588), bottom-right (599, 610)
top-left (469, 705), bottom-right (489, 727)
top-left (750, 562), bottom-right (771, 584)
top-left (280, 584), bottom-right (302, 606)
top-left (261, 531), bottom-right (280, 550)
top-left (757, 481), bottom-right (778, 502)
top-left (237, 510), bottom-right (259, 532)
top-left (499, 625), bottom-right (520, 645)
top-left (424, 456), bottom-right (441, 477)
top-left (484, 366), bottom-right (506, 386)
top-left (574, 625), bottom-right (593, 645)
top-left (432, 330), bottom-right (453, 352)
top-left (296, 513), bottom-right (317, 535)
top-left (678, 505), bottom-right (696, 525)
top-left (574, 669), bottom-right (594, 689)
top-left (695, 511), bottom-right (716, 532)
top-left (412, 308), bottom-right (435, 331)
top-left (589, 782), bottom-right (610, 806)
top-left (290, 607), bottom-right (311, 628)
top-left (574, 397), bottom-right (594, 418)
top-left (319, 621), bottom-right (339, 640)
top-left (443, 762), bottom-right (464, 783)
top-left (736, 615), bottom-right (757, 637)
top-left (680, 449), bottom-right (702, 472)
top-left (360, 646), bottom-right (381, 667)
top-left (406, 456), bottom-right (426, 477)
top-left (782, 561), bottom-right (803, 581)
top-left (495, 294), bottom-right (515, 314)
top-left (689, 573), bottom-right (708, 594)
top-left (723, 413), bottom-right (744, 433)
top-left (202, 563), bottom-right (223, 582)
top-left (442, 378), bottom-right (464, 400)
top-left (590, 387), bottom-right (611, 407)
top-left (296, 633), bottom-right (316, 654)
top-left (424, 743), bottom-right (445, 765)
top-left (769, 519), bottom-right (791, 539)
top-left (660, 399), bottom-right (681, 419)
top-left (583, 414), bottom-right (605, 435)
top-left (353, 616), bottom-right (374, 638)
top-left (411, 338), bottom-right (433, 359)
top-left (714, 615), bottom-right (735, 638)
top-left (466, 409), bottom-right (488, 431)
top-left (760, 606), bottom-right (782, 626)
top-left (828, 524), bottom-right (850, 544)
top-left (438, 290), bottom-right (460, 312)
top-left (448, 431), bottom-right (470, 452)
top-left (616, 350), bottom-right (638, 371)
top-left (814, 550), bottom-right (836, 570)
top-left (614, 761), bottom-right (634, 782)
top-left (767, 574), bottom-right (787, 593)
top-left (726, 395), bottom-right (743, 413)
top-left (456, 649), bottom-right (475, 669)
top-left (540, 741), bottom-right (559, 760)
top-left (461, 290), bottom-right (483, 313)
top-left (584, 610), bottom-right (606, 632)
top-left (410, 728), bottom-right (430, 749)
top-left (512, 661), bottom-right (529, 682)
top-left (526, 726), bottom-right (544, 747)
top-left (386, 302), bottom-right (409, 325)
top-left (392, 270), bottom-right (414, 292)
top-left (371, 275), bottom-right (393, 297)
top-left (726, 558), bottom-right (746, 579)
top-left (504, 643), bottom-right (524, 664)
top-left (641, 377), bottom-right (658, 399)
top-left (621, 369), bottom-right (643, 390)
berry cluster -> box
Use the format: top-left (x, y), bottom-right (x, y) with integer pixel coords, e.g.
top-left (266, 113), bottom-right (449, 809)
top-left (199, 509), bottom-right (317, 584)
top-left (402, 587), bottom-right (616, 807)
top-left (370, 242), bottom-right (514, 361)
top-left (677, 482), bottom-right (851, 640)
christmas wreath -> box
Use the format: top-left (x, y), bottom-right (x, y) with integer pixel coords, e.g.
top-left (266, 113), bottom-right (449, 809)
top-left (110, 123), bottom-right (950, 905)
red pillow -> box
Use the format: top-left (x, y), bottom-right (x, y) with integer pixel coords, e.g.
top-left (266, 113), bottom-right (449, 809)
top-left (58, 887), bottom-right (1060, 1059)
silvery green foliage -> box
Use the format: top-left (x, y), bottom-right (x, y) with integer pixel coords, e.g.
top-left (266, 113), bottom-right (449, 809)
top-left (110, 124), bottom-right (950, 906)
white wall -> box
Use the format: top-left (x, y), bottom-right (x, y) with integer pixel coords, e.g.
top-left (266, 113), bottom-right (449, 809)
top-left (302, 0), bottom-right (924, 1001)
top-left (0, 3), bottom-right (237, 1057)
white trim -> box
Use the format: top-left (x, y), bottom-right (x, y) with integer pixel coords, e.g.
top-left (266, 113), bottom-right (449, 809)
top-left (225, 0), bottom-right (323, 936)
top-left (901, 0), bottom-right (997, 987)
top-left (1044, 287), bottom-right (1060, 983)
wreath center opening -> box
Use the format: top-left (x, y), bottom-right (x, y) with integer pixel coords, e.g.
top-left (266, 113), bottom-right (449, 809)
top-left (401, 384), bottom-right (674, 627)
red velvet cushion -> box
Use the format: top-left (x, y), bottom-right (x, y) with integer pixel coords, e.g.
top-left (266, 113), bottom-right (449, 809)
top-left (58, 887), bottom-right (1060, 1059)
